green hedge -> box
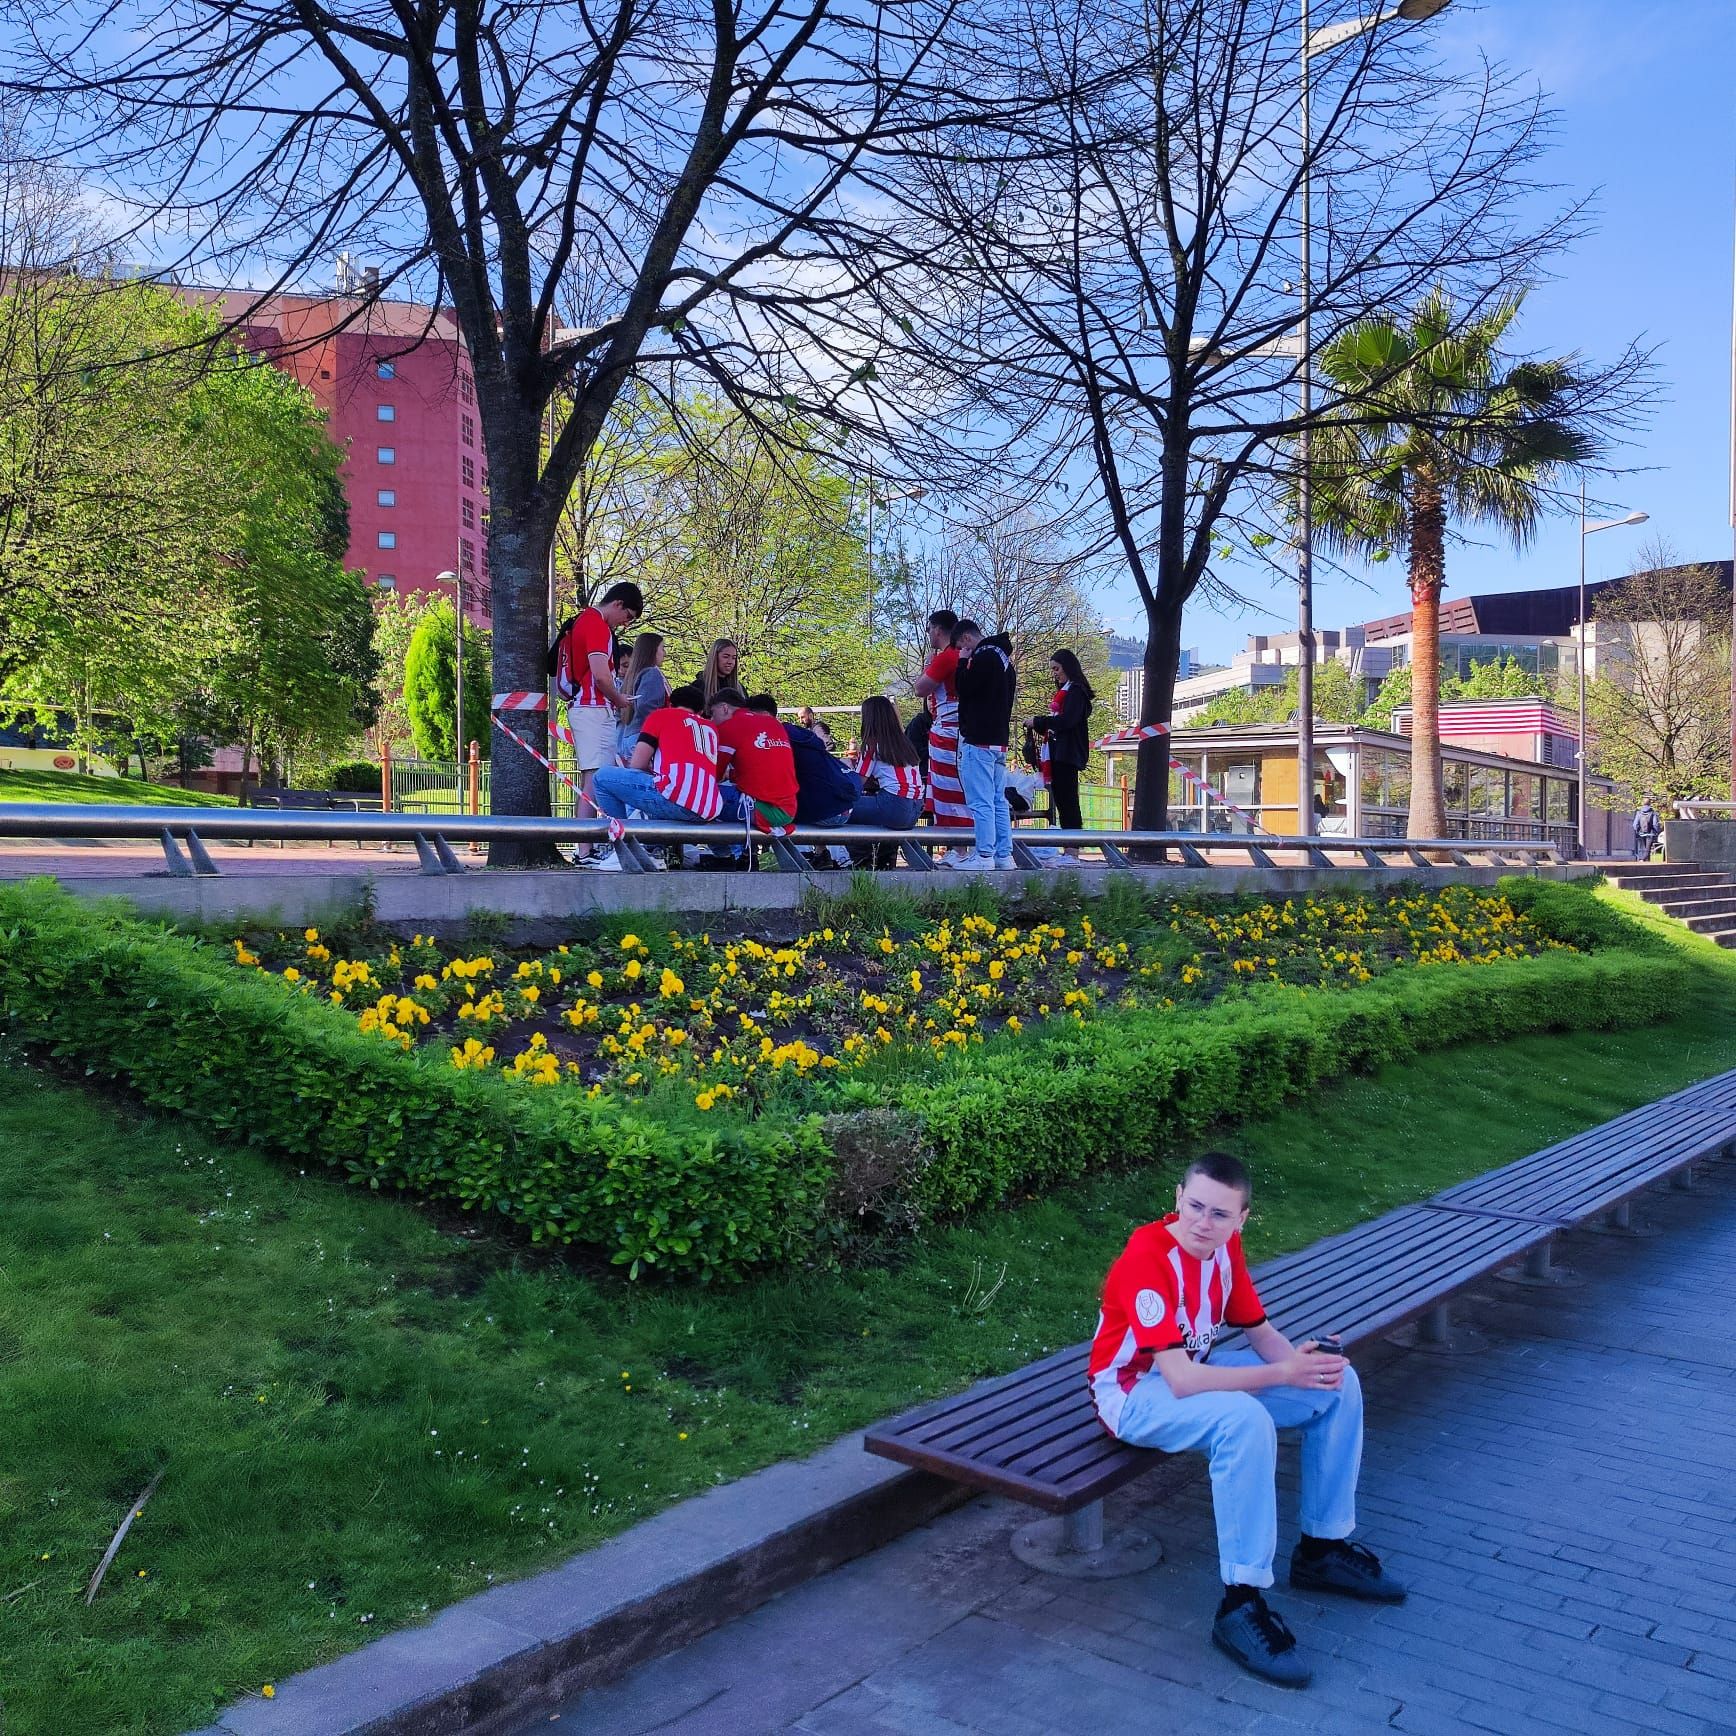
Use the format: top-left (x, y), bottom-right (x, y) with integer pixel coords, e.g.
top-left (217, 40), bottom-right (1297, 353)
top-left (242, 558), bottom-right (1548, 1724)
top-left (0, 881), bottom-right (831, 1280)
top-left (0, 875), bottom-right (1693, 1278)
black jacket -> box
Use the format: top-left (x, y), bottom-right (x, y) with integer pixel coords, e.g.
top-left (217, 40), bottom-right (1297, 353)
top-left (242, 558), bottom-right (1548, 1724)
top-left (956, 635), bottom-right (1016, 747)
top-left (785, 723), bottom-right (861, 822)
top-left (1030, 683), bottom-right (1094, 770)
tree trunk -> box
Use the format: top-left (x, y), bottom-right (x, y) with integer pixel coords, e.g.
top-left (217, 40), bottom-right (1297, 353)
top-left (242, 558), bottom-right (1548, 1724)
top-left (1406, 472), bottom-right (1448, 841)
top-left (1131, 605), bottom-right (1183, 831)
top-left (483, 424), bottom-right (565, 869)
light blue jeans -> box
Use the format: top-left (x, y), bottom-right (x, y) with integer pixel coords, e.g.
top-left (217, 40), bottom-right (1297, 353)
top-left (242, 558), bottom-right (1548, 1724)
top-left (590, 766), bottom-right (710, 825)
top-left (1113, 1348), bottom-right (1362, 1587)
top-left (958, 741), bottom-right (1011, 859)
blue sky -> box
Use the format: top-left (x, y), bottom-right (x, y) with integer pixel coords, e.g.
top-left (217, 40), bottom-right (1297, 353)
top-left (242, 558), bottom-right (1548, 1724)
top-left (1097, 0), bottom-right (1736, 663)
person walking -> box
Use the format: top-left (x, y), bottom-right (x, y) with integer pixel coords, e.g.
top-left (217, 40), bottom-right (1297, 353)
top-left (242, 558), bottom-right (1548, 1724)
top-left (912, 609), bottom-right (971, 836)
top-left (549, 581), bottom-right (644, 821)
top-left (1632, 797), bottom-right (1662, 862)
top-left (1089, 1151), bottom-right (1405, 1689)
top-left (949, 618), bottom-right (1016, 871)
top-left (1029, 648), bottom-right (1095, 848)
top-left (615, 632), bottom-right (669, 763)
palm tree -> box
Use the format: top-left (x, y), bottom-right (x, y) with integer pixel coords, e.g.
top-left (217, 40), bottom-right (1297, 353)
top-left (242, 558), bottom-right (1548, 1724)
top-left (1308, 289), bottom-right (1594, 839)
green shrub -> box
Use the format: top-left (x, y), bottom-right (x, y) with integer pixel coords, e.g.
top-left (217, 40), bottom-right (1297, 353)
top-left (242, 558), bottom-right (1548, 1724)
top-left (0, 880), bottom-right (830, 1279)
top-left (895, 945), bottom-right (1690, 1218)
top-left (1497, 873), bottom-right (1672, 954)
top-left (323, 758), bottom-right (380, 792)
top-left (0, 875), bottom-right (1693, 1278)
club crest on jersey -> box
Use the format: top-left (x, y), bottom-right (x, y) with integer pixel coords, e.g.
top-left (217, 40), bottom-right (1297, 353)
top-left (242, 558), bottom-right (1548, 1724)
top-left (1134, 1288), bottom-right (1165, 1328)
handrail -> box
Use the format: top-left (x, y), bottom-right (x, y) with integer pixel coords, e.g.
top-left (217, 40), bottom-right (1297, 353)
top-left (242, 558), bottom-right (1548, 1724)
top-left (0, 801), bottom-right (1565, 879)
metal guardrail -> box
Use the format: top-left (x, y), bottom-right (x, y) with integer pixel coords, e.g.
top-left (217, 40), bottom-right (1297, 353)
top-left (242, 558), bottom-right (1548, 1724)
top-left (0, 802), bottom-right (1566, 880)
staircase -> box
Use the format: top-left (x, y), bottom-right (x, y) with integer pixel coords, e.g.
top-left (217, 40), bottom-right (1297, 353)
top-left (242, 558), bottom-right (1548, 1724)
top-left (1603, 862), bottom-right (1736, 948)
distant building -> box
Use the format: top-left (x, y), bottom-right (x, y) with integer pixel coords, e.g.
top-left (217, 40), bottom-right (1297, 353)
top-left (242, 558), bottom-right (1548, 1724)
top-left (1116, 646), bottom-right (1212, 722)
top-left (182, 279), bottom-right (488, 623)
top-left (1388, 698), bottom-right (1583, 771)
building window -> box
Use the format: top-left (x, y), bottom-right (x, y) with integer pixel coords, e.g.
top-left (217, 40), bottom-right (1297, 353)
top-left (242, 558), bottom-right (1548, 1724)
top-left (377, 446), bottom-right (396, 464)
top-left (459, 536), bottom-right (475, 571)
top-left (375, 573), bottom-right (396, 589)
top-left (461, 497), bottom-right (476, 529)
top-left (481, 466), bottom-right (489, 493)
top-left (376, 489), bottom-right (396, 508)
top-left (377, 530), bottom-right (397, 550)
top-left (377, 403), bottom-right (396, 422)
top-left (376, 361), bottom-right (396, 380)
top-left (461, 413), bottom-right (475, 447)
top-left (461, 455), bottom-right (475, 489)
top-left (460, 374), bottom-right (474, 404)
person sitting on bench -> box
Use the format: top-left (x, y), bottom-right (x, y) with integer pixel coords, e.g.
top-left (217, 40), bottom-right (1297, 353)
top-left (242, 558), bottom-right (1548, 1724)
top-left (1087, 1151), bottom-right (1405, 1688)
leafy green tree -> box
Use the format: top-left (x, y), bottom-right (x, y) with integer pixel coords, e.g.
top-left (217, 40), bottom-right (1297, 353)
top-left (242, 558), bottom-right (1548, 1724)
top-left (565, 396), bottom-right (892, 706)
top-left (1193, 659), bottom-right (1361, 728)
top-left (404, 599), bottom-right (491, 762)
top-left (1309, 290), bottom-right (1596, 838)
top-left (371, 591), bottom-right (441, 750)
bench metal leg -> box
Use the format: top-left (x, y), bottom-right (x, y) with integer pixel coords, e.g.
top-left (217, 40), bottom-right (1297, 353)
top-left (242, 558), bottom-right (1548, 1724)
top-left (1009, 1500), bottom-right (1163, 1581)
top-left (1498, 1236), bottom-right (1582, 1289)
top-left (1670, 1166), bottom-right (1696, 1192)
top-left (1591, 1197), bottom-right (1659, 1237)
top-left (1389, 1299), bottom-right (1489, 1356)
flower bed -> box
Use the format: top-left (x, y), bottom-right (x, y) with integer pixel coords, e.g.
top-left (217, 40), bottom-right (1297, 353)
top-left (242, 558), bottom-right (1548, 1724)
top-left (227, 886), bottom-right (1570, 1112)
top-left (0, 876), bottom-right (1689, 1278)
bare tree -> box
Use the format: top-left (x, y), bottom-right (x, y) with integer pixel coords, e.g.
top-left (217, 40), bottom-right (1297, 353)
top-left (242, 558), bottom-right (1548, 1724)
top-left (0, 0), bottom-right (980, 858)
top-left (894, 0), bottom-right (1649, 826)
top-left (1587, 546), bottom-right (1732, 810)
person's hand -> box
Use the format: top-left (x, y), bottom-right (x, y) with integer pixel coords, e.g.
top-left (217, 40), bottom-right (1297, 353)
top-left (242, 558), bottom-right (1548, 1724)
top-left (1282, 1343), bottom-right (1347, 1392)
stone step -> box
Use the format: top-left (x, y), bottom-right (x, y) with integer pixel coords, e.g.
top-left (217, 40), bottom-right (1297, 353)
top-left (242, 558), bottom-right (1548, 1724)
top-left (1650, 895), bottom-right (1736, 919)
top-left (1619, 874), bottom-right (1736, 896)
top-left (1603, 860), bottom-right (1713, 873)
top-left (1682, 910), bottom-right (1736, 935)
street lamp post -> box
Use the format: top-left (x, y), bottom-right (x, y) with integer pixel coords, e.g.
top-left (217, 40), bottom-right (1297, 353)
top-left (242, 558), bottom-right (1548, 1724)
top-left (1297, 0), bottom-right (1454, 836)
top-left (1576, 484), bottom-right (1647, 857)
top-left (435, 566), bottom-right (462, 765)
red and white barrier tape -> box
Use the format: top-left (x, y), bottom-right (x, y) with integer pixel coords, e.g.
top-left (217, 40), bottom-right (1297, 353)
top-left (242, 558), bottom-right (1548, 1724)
top-left (1170, 761), bottom-right (1269, 834)
top-left (490, 709), bottom-right (584, 798)
top-left (1095, 723), bottom-right (1171, 747)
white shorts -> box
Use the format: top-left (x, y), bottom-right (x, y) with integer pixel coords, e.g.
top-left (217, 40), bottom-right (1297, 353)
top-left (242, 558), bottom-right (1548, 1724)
top-left (567, 703), bottom-right (616, 774)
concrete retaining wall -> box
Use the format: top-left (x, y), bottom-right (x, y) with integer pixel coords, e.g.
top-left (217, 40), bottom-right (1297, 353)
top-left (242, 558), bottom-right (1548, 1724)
top-left (1662, 820), bottom-right (1736, 868)
top-left (50, 861), bottom-right (1597, 943)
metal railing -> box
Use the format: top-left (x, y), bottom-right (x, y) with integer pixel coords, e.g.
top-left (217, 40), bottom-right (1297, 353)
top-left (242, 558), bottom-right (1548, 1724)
top-left (0, 802), bottom-right (1567, 879)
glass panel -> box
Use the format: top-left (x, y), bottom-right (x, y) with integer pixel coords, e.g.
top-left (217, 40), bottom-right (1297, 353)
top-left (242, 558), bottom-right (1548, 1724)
top-left (1546, 779), bottom-right (1571, 823)
top-left (1467, 765), bottom-right (1503, 815)
top-left (1509, 775), bottom-right (1542, 821)
top-left (1442, 759), bottom-right (1468, 812)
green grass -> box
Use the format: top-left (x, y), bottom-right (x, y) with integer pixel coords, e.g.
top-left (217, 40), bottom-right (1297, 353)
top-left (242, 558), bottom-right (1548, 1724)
top-left (0, 767), bottom-right (234, 807)
top-left (0, 884), bottom-right (1732, 1733)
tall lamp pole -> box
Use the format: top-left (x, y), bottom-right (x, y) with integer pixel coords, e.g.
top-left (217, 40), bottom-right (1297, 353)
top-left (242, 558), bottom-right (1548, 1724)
top-left (1576, 487), bottom-right (1647, 856)
top-left (436, 566), bottom-right (461, 764)
top-left (1297, 0), bottom-right (1454, 837)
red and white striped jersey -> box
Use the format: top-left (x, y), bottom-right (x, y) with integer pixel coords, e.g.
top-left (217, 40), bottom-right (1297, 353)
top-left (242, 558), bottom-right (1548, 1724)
top-left (855, 754), bottom-right (923, 802)
top-left (1087, 1216), bottom-right (1267, 1436)
top-left (638, 707), bottom-right (723, 820)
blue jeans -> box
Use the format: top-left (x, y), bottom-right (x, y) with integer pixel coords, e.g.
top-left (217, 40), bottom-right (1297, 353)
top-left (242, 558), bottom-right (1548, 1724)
top-left (958, 741), bottom-right (1011, 859)
top-left (591, 766), bottom-right (710, 825)
top-left (1113, 1348), bottom-right (1363, 1587)
top-left (848, 791), bottom-right (920, 830)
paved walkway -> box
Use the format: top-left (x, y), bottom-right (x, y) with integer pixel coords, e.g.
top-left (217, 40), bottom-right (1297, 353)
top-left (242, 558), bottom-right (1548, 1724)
top-left (529, 1159), bottom-right (1736, 1736)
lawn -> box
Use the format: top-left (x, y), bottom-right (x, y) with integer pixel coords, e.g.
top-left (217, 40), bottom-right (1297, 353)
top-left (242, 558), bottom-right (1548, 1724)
top-left (0, 885), bottom-right (1732, 1734)
top-left (0, 767), bottom-right (234, 807)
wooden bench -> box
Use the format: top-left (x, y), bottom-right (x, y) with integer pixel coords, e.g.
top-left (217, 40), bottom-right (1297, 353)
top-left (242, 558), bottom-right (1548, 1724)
top-left (864, 1068), bottom-right (1736, 1576)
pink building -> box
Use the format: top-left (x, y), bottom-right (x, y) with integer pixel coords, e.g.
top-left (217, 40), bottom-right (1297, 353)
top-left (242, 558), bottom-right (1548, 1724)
top-left (187, 286), bottom-right (489, 623)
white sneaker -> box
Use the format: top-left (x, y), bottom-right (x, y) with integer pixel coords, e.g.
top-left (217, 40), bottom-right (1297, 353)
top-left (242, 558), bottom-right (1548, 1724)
top-left (995, 856), bottom-right (1016, 871)
top-left (944, 851), bottom-right (998, 872)
top-left (590, 849), bottom-right (622, 871)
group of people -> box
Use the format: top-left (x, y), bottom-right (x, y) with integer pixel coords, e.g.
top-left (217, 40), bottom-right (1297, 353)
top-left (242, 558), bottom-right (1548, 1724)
top-left (548, 587), bottom-right (1096, 868)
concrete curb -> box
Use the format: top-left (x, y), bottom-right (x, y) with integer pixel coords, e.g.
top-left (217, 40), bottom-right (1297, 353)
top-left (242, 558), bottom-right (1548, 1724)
top-left (186, 1429), bottom-right (966, 1736)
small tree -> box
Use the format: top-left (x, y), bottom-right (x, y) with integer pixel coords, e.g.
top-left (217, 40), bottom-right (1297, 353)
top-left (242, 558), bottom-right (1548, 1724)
top-left (404, 601), bottom-right (491, 764)
top-left (1586, 550), bottom-right (1731, 809)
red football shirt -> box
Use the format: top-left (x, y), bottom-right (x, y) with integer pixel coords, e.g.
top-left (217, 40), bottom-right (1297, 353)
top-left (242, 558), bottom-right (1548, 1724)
top-left (638, 707), bottom-right (723, 820)
top-left (558, 607), bottom-right (612, 707)
top-left (1087, 1215), bottom-right (1267, 1436)
top-left (713, 711), bottom-right (799, 815)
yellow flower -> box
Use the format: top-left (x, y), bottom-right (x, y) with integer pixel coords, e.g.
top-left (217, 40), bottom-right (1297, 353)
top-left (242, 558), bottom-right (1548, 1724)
top-left (695, 1090), bottom-right (716, 1110)
top-left (587, 970), bottom-right (604, 989)
top-left (304, 927), bottom-right (319, 942)
top-left (283, 966), bottom-right (301, 983)
top-left (263, 1686), bottom-right (276, 1700)
top-left (620, 933), bottom-right (640, 951)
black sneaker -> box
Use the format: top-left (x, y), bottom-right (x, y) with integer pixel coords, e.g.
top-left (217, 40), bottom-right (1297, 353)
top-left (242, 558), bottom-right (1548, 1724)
top-left (1211, 1590), bottom-right (1312, 1687)
top-left (1289, 1539), bottom-right (1406, 1603)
